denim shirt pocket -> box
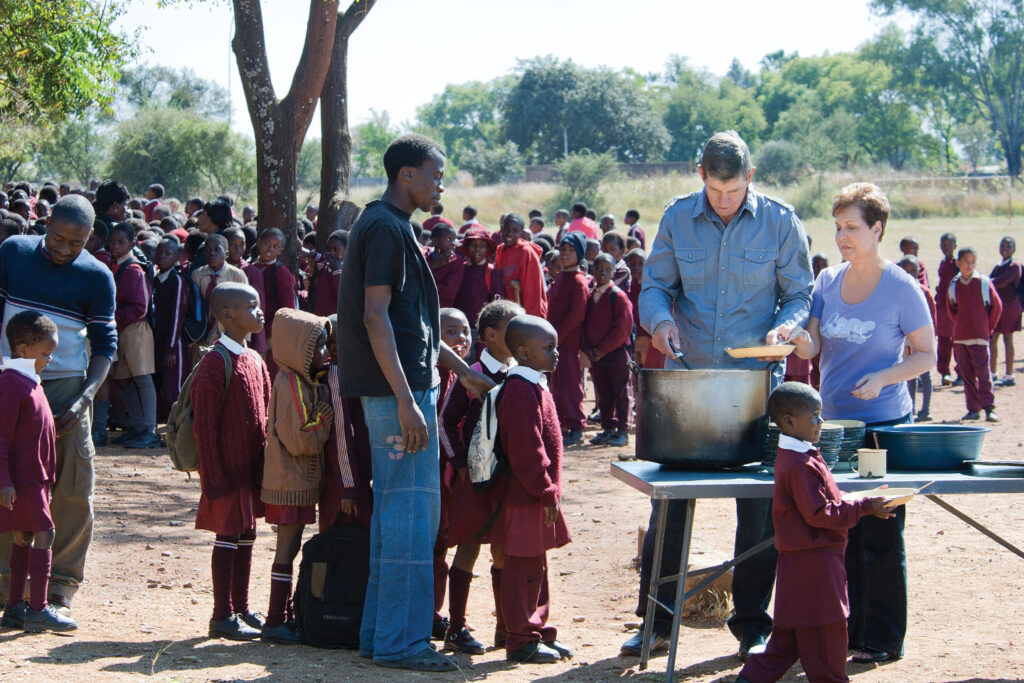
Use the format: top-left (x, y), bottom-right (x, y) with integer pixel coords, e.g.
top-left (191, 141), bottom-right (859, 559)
top-left (675, 247), bottom-right (707, 288)
top-left (743, 248), bottom-right (777, 285)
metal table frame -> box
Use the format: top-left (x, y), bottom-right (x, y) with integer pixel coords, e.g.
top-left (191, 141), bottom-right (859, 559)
top-left (611, 461), bottom-right (1024, 683)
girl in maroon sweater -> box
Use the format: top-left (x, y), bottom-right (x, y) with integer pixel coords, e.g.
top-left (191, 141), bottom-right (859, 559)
top-left (253, 228), bottom-right (296, 379)
top-left (191, 283), bottom-right (271, 641)
top-left (989, 236), bottom-right (1022, 386)
top-left (494, 315), bottom-right (572, 664)
top-left (0, 312), bottom-right (76, 633)
top-left (581, 254), bottom-right (634, 447)
top-left (546, 233), bottom-right (590, 445)
top-left (225, 228), bottom-right (268, 356)
top-left (440, 300), bottom-right (524, 653)
top-left (428, 223), bottom-right (465, 308)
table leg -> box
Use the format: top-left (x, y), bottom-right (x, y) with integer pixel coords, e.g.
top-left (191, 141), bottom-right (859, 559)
top-left (640, 499), bottom-right (669, 670)
top-left (926, 494), bottom-right (1024, 561)
top-left (664, 498), bottom-right (696, 683)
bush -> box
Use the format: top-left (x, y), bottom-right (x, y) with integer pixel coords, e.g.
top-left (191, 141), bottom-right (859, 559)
top-left (755, 140), bottom-right (805, 186)
top-left (552, 149), bottom-right (619, 208)
top-left (790, 175), bottom-right (831, 218)
top-left (459, 139), bottom-right (523, 185)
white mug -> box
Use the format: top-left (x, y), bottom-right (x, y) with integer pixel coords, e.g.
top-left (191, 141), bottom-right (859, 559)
top-left (851, 448), bottom-right (887, 478)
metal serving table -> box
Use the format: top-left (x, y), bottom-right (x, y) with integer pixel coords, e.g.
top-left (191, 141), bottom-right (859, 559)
top-left (610, 461), bottom-right (1024, 683)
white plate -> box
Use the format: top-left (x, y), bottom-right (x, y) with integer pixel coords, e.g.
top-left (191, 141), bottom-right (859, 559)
top-left (841, 487), bottom-right (918, 508)
top-left (725, 344), bottom-right (796, 359)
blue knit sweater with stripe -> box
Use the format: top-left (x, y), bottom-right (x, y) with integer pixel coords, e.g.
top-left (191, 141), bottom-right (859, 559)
top-left (0, 235), bottom-right (117, 380)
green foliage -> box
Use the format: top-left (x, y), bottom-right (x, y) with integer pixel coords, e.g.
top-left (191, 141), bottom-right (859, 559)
top-left (415, 77), bottom-right (513, 167)
top-left (118, 64), bottom-right (231, 121)
top-left (0, 0), bottom-right (137, 121)
top-left (503, 57), bottom-right (670, 164)
top-left (754, 140), bottom-right (805, 186)
top-left (33, 116), bottom-right (107, 184)
top-left (297, 137), bottom-right (322, 191)
top-left (459, 140), bottom-right (524, 186)
top-left (107, 107), bottom-right (255, 198)
top-left (351, 110), bottom-right (399, 179)
top-left (550, 150), bottom-right (619, 211)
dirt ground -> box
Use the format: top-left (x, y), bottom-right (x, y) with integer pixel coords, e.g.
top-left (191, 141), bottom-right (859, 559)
top-left (4, 363), bottom-right (1024, 683)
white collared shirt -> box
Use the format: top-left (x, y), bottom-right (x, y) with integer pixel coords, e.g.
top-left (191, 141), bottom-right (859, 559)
top-left (218, 335), bottom-right (247, 356)
top-left (507, 365), bottom-right (548, 391)
top-left (1, 356), bottom-right (41, 384)
top-left (479, 348), bottom-right (515, 374)
top-left (591, 280), bottom-right (612, 303)
top-left (116, 252), bottom-right (135, 265)
top-left (156, 269), bottom-right (172, 283)
top-left (778, 433), bottom-right (815, 453)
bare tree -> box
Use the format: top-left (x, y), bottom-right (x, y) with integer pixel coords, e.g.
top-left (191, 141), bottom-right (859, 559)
top-left (317, 0), bottom-right (378, 249)
top-left (231, 0), bottom-right (339, 267)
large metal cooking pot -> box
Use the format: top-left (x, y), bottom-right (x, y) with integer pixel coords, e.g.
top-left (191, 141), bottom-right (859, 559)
top-left (635, 366), bottom-right (771, 469)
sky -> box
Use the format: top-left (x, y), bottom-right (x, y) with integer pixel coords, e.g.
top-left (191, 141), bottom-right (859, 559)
top-left (115, 0), bottom-right (909, 139)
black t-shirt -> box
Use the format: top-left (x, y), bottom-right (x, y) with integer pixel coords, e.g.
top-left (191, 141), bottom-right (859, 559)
top-left (337, 200), bottom-right (441, 397)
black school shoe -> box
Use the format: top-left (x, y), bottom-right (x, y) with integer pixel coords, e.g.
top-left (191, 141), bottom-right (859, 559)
top-left (563, 430), bottom-right (583, 447)
top-left (606, 430), bottom-right (629, 447)
top-left (544, 639), bottom-right (574, 659)
top-left (589, 430), bottom-right (613, 445)
top-left (431, 616), bottom-right (450, 640)
top-left (238, 611), bottom-right (266, 630)
top-left (122, 432), bottom-right (163, 449)
top-left (24, 604), bottom-right (78, 632)
top-left (261, 621), bottom-right (301, 644)
top-left (209, 613), bottom-right (260, 640)
top-left (445, 627), bottom-right (486, 654)
top-left (1, 601), bottom-right (27, 629)
top-left (507, 640), bottom-right (561, 663)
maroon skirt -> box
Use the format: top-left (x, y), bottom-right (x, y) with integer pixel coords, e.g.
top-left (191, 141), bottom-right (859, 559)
top-left (265, 503), bottom-right (316, 526)
top-left (446, 472), bottom-right (496, 546)
top-left (996, 297), bottom-right (1022, 334)
top-left (0, 483), bottom-right (53, 533)
top-left (195, 484), bottom-right (264, 536)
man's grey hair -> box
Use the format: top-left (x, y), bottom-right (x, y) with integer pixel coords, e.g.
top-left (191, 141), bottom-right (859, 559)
top-left (700, 130), bottom-right (752, 181)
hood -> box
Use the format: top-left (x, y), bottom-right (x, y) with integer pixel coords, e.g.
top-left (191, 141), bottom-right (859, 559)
top-left (271, 308), bottom-right (326, 382)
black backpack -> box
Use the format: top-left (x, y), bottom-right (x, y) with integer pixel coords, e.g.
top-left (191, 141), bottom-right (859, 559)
top-left (293, 524), bottom-right (370, 649)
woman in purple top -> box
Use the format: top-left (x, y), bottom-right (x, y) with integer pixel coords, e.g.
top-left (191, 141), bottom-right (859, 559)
top-left (782, 183), bottom-right (936, 665)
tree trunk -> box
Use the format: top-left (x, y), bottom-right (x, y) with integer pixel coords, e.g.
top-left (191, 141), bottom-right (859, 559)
top-left (317, 0), bottom-right (377, 251)
top-left (231, 0), bottom-right (339, 269)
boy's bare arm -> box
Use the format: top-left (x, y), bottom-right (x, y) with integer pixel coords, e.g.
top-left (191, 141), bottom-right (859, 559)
top-left (363, 284), bottom-right (425, 453)
top-left (438, 343), bottom-right (495, 399)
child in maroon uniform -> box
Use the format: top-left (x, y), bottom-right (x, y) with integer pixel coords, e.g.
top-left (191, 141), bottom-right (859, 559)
top-left (600, 232), bottom-right (631, 290)
top-left (319, 315), bottom-right (372, 533)
top-left (440, 300), bottom-right (523, 654)
top-left (546, 233), bottom-right (589, 447)
top-left (192, 283), bottom-right (271, 641)
top-left (582, 254), bottom-right (634, 447)
top-left (626, 250), bottom-right (665, 370)
top-left (624, 209), bottom-right (645, 250)
top-left (989, 236), bottom-right (1022, 387)
top-left (738, 382), bottom-right (891, 683)
top-left (495, 315), bottom-right (572, 663)
top-left (305, 230), bottom-right (346, 318)
top-left (253, 228), bottom-right (297, 379)
top-left (429, 223), bottom-right (464, 308)
top-left (259, 308), bottom-right (333, 644)
top-left (224, 227), bottom-right (267, 356)
top-left (432, 308), bottom-right (472, 641)
top-left (947, 247), bottom-right (1002, 422)
top-left (0, 312), bottom-right (76, 633)
top-left (935, 233), bottom-right (958, 384)
top-left (452, 228), bottom-right (504, 346)
top-left (898, 236), bottom-right (929, 287)
top-left (152, 237), bottom-right (190, 420)
top-left (898, 255), bottom-right (937, 421)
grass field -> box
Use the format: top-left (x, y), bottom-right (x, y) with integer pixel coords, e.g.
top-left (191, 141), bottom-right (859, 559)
top-left (347, 174), bottom-right (1022, 278)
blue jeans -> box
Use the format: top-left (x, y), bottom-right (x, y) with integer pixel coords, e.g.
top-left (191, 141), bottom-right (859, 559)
top-left (359, 387), bottom-right (441, 661)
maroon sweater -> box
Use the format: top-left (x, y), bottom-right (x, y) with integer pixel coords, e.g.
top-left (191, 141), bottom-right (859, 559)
top-left (0, 370), bottom-right (56, 489)
top-left (628, 279), bottom-right (647, 339)
top-left (111, 260), bottom-right (150, 332)
top-left (581, 285), bottom-right (634, 357)
top-left (429, 251), bottom-right (465, 308)
top-left (947, 276), bottom-right (1003, 340)
top-left (935, 256), bottom-right (958, 336)
top-left (546, 270), bottom-right (589, 349)
top-left (252, 262), bottom-right (296, 339)
top-left (191, 344), bottom-right (271, 500)
top-left (497, 375), bottom-right (562, 508)
top-left (453, 262), bottom-right (503, 327)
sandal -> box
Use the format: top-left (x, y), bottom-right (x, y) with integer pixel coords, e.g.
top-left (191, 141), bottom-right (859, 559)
top-left (375, 647), bottom-right (457, 671)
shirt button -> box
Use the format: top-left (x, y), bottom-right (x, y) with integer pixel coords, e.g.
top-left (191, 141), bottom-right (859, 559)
top-left (721, 290), bottom-right (725, 294)
top-left (721, 266), bottom-right (726, 270)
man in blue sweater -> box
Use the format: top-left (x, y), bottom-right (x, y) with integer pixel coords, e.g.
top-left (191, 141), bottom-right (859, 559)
top-left (0, 194), bottom-right (117, 614)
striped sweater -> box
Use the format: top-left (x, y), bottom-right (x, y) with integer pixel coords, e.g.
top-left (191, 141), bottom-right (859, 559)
top-left (0, 235), bottom-right (117, 380)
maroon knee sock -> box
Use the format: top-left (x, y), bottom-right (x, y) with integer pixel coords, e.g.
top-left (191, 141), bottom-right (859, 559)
top-left (28, 548), bottom-right (51, 611)
top-left (266, 563), bottom-right (292, 628)
top-left (232, 530), bottom-right (255, 614)
top-left (448, 566), bottom-right (474, 632)
top-left (433, 537), bottom-right (448, 619)
top-left (7, 544), bottom-right (29, 609)
top-left (211, 536), bottom-right (238, 621)
top-left (490, 565), bottom-right (505, 631)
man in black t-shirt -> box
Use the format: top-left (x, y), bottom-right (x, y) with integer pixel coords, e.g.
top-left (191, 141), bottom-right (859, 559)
top-left (337, 135), bottom-right (492, 672)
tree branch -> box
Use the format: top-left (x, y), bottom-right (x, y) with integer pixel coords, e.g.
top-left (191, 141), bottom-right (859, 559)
top-left (279, 0), bottom-right (339, 157)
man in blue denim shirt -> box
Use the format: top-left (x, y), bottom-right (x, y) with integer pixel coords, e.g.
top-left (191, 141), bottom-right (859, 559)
top-left (621, 131), bottom-right (812, 659)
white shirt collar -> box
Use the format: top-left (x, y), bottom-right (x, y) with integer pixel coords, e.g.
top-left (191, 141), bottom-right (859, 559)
top-left (1000, 257), bottom-right (1013, 267)
top-left (1, 357), bottom-right (40, 384)
top-left (217, 335), bottom-right (247, 356)
top-left (156, 269), bottom-right (172, 283)
top-left (480, 348), bottom-right (515, 374)
top-left (959, 270), bottom-right (981, 283)
top-left (507, 366), bottom-right (548, 391)
top-left (116, 252), bottom-right (134, 265)
top-left (778, 433), bottom-right (815, 453)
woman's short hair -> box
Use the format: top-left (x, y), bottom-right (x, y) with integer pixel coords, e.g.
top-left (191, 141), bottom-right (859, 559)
top-left (832, 182), bottom-right (890, 239)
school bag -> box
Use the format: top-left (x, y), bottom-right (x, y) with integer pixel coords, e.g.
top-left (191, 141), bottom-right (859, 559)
top-left (948, 275), bottom-right (992, 310)
top-left (293, 523), bottom-right (370, 649)
top-left (466, 381), bottom-right (509, 492)
top-left (157, 344), bottom-right (233, 476)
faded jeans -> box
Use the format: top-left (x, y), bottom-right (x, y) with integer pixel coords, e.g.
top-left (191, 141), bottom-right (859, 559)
top-left (359, 387), bottom-right (441, 662)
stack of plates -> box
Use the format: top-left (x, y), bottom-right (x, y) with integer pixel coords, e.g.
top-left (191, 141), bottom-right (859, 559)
top-left (816, 422), bottom-right (845, 469)
top-left (830, 419), bottom-right (867, 465)
top-left (762, 421), bottom-right (845, 470)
